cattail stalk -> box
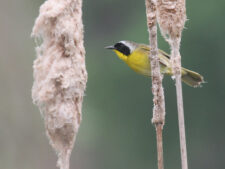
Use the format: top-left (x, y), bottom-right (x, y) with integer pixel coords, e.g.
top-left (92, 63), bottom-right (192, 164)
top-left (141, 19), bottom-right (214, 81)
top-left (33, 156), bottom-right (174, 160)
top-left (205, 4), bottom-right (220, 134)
top-left (171, 38), bottom-right (188, 169)
top-left (157, 0), bottom-right (188, 169)
top-left (31, 0), bottom-right (87, 169)
top-left (145, 0), bottom-right (166, 169)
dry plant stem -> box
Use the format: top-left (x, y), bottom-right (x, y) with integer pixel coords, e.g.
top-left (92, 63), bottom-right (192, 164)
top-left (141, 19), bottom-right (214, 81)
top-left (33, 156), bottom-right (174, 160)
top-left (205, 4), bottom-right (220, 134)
top-left (176, 78), bottom-right (188, 169)
top-left (155, 124), bottom-right (164, 169)
top-left (171, 39), bottom-right (188, 169)
top-left (145, 0), bottom-right (166, 169)
top-left (31, 0), bottom-right (87, 169)
top-left (156, 0), bottom-right (188, 168)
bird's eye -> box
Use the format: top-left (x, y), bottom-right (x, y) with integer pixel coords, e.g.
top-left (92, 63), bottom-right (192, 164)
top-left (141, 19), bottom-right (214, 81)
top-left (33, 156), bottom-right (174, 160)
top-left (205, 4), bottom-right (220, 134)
top-left (114, 42), bottom-right (131, 56)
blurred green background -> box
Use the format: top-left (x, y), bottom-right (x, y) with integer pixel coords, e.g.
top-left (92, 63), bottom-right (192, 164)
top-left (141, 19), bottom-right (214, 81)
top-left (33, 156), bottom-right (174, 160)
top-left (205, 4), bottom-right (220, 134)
top-left (0, 0), bottom-right (225, 169)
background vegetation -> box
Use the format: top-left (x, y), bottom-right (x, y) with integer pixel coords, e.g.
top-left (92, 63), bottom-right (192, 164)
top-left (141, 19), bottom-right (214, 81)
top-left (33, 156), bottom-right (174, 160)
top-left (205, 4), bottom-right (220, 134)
top-left (0, 0), bottom-right (225, 169)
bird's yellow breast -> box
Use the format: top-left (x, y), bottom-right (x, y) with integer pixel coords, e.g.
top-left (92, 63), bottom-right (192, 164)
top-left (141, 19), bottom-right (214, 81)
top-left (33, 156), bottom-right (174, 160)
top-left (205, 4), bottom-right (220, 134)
top-left (126, 50), bottom-right (151, 76)
top-left (114, 49), bottom-right (151, 76)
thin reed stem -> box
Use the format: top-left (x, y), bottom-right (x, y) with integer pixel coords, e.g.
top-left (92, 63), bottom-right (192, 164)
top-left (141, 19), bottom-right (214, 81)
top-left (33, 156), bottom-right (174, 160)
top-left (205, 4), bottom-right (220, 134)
top-left (171, 38), bottom-right (188, 169)
top-left (156, 0), bottom-right (188, 168)
top-left (145, 0), bottom-right (166, 169)
top-left (155, 124), bottom-right (164, 169)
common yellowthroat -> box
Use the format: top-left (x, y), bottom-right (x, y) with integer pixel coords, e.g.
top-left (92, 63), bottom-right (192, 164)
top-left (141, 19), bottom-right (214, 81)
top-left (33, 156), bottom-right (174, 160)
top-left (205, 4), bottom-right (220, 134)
top-left (105, 40), bottom-right (204, 87)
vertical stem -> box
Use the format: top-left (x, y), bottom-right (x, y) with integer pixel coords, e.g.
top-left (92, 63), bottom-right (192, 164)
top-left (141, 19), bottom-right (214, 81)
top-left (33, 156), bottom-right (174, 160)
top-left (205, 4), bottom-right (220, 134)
top-left (145, 1), bottom-right (166, 169)
top-left (171, 38), bottom-right (188, 169)
top-left (176, 77), bottom-right (188, 169)
top-left (152, 0), bottom-right (188, 167)
top-left (156, 124), bottom-right (164, 169)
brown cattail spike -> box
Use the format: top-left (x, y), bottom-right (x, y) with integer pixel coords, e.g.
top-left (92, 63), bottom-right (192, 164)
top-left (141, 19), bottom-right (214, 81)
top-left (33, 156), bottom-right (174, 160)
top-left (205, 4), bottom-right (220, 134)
top-left (145, 1), bottom-right (166, 169)
top-left (31, 0), bottom-right (87, 169)
top-left (157, 0), bottom-right (188, 169)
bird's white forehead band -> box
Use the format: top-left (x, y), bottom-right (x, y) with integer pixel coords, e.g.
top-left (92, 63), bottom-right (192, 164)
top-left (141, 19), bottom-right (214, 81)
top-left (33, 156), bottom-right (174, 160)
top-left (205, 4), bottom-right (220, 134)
top-left (120, 41), bottom-right (135, 52)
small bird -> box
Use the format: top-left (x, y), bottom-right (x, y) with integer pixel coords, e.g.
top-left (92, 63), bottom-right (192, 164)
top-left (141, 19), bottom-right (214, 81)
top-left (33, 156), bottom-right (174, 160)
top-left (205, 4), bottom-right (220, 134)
top-left (105, 40), bottom-right (204, 87)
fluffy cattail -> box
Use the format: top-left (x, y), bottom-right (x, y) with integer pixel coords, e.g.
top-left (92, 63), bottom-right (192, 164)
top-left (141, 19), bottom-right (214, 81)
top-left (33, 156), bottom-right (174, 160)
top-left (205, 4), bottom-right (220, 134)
top-left (145, 0), bottom-right (166, 169)
top-left (157, 0), bottom-right (186, 74)
top-left (157, 0), bottom-right (188, 169)
top-left (145, 0), bottom-right (166, 129)
top-left (31, 0), bottom-right (87, 169)
top-left (157, 0), bottom-right (186, 39)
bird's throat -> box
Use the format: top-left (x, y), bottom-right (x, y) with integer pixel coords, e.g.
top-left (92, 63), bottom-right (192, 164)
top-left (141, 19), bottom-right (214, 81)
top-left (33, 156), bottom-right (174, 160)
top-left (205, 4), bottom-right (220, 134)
top-left (114, 50), bottom-right (128, 62)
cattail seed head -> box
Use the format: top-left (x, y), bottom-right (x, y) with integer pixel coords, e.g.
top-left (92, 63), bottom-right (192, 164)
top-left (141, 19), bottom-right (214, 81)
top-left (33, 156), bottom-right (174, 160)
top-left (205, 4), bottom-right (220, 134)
top-left (157, 0), bottom-right (186, 40)
top-left (32, 0), bottom-right (87, 169)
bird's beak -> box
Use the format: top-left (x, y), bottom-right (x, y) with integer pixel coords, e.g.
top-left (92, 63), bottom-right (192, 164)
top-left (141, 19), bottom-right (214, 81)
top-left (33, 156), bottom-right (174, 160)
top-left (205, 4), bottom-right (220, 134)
top-left (105, 45), bottom-right (114, 50)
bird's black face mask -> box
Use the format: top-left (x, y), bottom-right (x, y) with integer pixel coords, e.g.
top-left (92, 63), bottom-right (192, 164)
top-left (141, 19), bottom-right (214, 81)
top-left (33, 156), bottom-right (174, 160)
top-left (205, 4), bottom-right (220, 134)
top-left (114, 42), bottom-right (131, 56)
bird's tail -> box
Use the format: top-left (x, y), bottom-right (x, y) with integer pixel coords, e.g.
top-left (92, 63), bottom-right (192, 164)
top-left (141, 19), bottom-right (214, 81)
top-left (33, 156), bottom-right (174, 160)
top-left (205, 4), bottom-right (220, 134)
top-left (181, 68), bottom-right (204, 87)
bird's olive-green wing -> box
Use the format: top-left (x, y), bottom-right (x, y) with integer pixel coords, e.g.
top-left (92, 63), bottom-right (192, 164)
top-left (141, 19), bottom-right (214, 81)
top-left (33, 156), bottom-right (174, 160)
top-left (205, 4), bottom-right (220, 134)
top-left (139, 45), bottom-right (170, 67)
